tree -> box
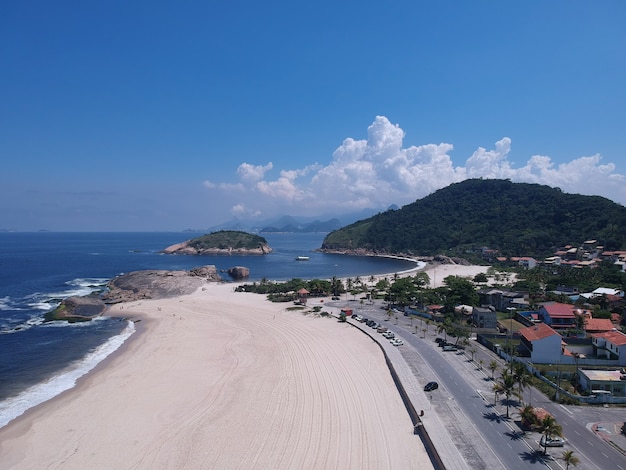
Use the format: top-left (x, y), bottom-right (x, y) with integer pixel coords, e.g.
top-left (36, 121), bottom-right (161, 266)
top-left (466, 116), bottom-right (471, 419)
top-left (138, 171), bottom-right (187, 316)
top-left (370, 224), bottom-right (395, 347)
top-left (492, 383), bottom-right (501, 406)
top-left (512, 362), bottom-right (532, 405)
top-left (561, 450), bottom-right (579, 469)
top-left (467, 345), bottom-right (476, 361)
top-left (441, 275), bottom-right (479, 311)
top-left (519, 405), bottom-right (538, 431)
top-left (496, 371), bottom-right (517, 418)
top-left (539, 415), bottom-right (563, 455)
top-left (488, 360), bottom-right (498, 380)
top-left (473, 272), bottom-right (488, 285)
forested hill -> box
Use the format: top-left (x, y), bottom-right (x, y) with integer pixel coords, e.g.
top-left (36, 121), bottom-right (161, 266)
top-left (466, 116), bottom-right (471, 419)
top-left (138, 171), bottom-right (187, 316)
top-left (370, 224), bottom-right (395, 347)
top-left (321, 179), bottom-right (626, 258)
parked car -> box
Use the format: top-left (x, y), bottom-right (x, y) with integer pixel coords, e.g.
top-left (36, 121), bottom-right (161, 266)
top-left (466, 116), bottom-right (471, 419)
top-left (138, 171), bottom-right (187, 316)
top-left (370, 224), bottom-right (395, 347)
top-left (383, 331), bottom-right (395, 339)
top-left (390, 338), bottom-right (404, 346)
top-left (442, 345), bottom-right (458, 351)
top-left (424, 381), bottom-right (439, 392)
top-left (377, 326), bottom-right (388, 333)
top-left (540, 436), bottom-right (566, 447)
top-left (435, 337), bottom-right (445, 344)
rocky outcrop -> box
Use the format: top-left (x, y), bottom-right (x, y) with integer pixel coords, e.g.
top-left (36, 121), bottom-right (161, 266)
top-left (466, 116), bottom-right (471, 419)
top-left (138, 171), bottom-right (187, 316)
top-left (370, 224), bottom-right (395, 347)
top-left (45, 296), bottom-right (107, 322)
top-left (102, 266), bottom-right (222, 304)
top-left (163, 240), bottom-right (271, 255)
top-left (227, 266), bottom-right (250, 279)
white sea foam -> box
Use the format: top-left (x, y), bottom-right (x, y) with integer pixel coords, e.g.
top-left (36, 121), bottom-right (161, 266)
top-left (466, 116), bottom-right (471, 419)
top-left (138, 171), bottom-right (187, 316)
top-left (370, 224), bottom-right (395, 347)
top-left (0, 296), bottom-right (11, 311)
top-left (0, 320), bottom-right (136, 429)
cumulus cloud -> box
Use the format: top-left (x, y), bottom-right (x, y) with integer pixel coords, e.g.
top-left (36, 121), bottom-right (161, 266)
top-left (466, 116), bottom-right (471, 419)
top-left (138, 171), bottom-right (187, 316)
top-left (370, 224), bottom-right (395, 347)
top-left (237, 162), bottom-right (273, 182)
top-left (204, 116), bottom-right (626, 220)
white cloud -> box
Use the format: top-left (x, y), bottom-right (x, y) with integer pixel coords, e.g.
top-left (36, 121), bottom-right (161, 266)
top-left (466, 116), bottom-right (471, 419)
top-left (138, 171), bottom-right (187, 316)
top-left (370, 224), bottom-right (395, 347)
top-left (204, 116), bottom-right (626, 220)
top-left (237, 162), bottom-right (273, 182)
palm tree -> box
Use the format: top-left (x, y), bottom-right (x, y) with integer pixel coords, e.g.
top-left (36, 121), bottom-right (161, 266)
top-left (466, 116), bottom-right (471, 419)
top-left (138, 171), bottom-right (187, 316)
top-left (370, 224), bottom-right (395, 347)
top-left (539, 415), bottom-right (563, 455)
top-left (437, 321), bottom-right (449, 342)
top-left (512, 362), bottom-right (532, 405)
top-left (488, 360), bottom-right (498, 380)
top-left (519, 405), bottom-right (537, 432)
top-left (561, 450), bottom-right (580, 469)
top-left (467, 345), bottom-right (476, 361)
top-left (496, 371), bottom-right (517, 418)
top-left (492, 382), bottom-right (502, 406)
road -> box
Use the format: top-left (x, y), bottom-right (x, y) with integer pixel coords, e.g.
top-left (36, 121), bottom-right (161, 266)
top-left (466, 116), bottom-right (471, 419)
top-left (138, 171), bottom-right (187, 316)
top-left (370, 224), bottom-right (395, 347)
top-left (336, 299), bottom-right (626, 470)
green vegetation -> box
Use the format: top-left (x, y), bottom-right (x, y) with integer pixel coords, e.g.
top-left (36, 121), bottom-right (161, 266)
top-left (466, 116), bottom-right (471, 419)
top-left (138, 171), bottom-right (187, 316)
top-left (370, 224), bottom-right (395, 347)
top-left (322, 179), bottom-right (626, 258)
top-left (187, 230), bottom-right (268, 250)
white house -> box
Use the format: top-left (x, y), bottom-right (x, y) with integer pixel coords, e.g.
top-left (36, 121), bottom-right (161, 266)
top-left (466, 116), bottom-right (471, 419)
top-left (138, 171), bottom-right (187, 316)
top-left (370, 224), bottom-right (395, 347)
top-left (592, 331), bottom-right (626, 366)
top-left (519, 323), bottom-right (562, 363)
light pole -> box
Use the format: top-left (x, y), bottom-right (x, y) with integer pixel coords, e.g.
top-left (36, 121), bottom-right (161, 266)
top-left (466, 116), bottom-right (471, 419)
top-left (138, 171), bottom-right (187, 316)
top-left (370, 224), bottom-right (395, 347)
top-left (555, 360), bottom-right (561, 402)
top-left (507, 307), bottom-right (516, 360)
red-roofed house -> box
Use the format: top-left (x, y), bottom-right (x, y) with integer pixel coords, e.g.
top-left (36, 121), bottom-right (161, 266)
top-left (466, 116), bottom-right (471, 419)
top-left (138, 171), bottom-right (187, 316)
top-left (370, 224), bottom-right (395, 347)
top-left (519, 323), bottom-right (562, 363)
top-left (592, 331), bottom-right (626, 365)
top-left (584, 318), bottom-right (615, 335)
top-left (539, 303), bottom-right (576, 330)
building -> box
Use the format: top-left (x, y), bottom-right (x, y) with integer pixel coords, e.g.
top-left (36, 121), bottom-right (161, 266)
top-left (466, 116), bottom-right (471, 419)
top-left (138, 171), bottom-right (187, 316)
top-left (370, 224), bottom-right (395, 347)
top-left (538, 303), bottom-right (577, 330)
top-left (577, 369), bottom-right (626, 397)
top-left (518, 323), bottom-right (563, 363)
top-left (472, 306), bottom-right (498, 329)
top-left (584, 318), bottom-right (615, 335)
top-left (477, 288), bottom-right (527, 312)
top-left (592, 331), bottom-right (626, 365)
top-left (511, 257), bottom-right (537, 269)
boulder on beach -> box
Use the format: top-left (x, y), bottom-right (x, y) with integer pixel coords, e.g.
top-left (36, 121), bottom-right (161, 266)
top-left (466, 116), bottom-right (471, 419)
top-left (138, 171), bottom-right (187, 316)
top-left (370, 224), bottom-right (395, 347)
top-left (227, 266), bottom-right (250, 279)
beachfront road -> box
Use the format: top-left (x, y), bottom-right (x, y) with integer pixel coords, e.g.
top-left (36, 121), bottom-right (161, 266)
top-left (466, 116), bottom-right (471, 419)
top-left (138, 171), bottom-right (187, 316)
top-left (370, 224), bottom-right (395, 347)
top-left (336, 299), bottom-right (626, 470)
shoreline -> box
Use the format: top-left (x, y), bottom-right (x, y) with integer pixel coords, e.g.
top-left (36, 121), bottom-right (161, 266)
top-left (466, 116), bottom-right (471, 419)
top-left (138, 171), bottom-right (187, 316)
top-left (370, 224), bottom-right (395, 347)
top-left (0, 281), bottom-right (435, 468)
top-left (0, 259), bottom-right (488, 468)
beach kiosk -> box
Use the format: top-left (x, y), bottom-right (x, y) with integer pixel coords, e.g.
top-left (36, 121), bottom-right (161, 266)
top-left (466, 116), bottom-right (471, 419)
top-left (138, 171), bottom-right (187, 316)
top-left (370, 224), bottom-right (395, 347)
top-left (297, 288), bottom-right (309, 305)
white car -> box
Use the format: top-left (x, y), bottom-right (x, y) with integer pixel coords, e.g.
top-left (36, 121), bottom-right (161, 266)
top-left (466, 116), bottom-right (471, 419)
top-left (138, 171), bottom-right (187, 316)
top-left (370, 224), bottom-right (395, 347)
top-left (540, 435), bottom-right (566, 447)
top-left (390, 338), bottom-right (404, 346)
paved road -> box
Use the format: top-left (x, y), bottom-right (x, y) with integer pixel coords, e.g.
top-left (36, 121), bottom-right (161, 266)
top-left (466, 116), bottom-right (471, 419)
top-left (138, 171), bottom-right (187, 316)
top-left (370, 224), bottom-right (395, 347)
top-left (334, 299), bottom-right (626, 470)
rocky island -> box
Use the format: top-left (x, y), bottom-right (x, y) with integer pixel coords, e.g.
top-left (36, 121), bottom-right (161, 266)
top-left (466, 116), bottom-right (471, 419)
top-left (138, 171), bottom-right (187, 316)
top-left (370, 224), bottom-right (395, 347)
top-left (163, 230), bottom-right (272, 255)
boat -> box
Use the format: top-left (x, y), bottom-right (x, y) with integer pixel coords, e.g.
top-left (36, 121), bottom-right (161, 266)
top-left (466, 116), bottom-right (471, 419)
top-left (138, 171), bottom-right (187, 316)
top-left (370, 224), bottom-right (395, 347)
top-left (295, 256), bottom-right (310, 261)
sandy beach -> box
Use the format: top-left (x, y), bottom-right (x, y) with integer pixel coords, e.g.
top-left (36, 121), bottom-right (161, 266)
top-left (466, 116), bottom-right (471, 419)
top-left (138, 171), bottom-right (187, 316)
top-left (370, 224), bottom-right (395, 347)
top-left (0, 281), bottom-right (433, 469)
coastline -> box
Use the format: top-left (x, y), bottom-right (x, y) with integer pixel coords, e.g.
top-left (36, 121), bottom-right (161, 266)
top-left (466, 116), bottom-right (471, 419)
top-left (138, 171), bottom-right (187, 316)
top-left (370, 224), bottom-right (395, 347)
top-left (0, 281), bottom-right (432, 469)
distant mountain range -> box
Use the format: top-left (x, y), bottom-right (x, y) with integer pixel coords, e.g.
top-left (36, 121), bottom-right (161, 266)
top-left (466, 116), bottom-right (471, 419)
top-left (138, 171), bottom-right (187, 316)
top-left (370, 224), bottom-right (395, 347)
top-left (321, 179), bottom-right (626, 258)
top-left (184, 208), bottom-right (389, 234)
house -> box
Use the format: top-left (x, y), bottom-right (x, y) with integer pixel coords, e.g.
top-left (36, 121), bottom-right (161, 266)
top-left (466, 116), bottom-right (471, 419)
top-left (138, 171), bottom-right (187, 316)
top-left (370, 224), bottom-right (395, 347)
top-left (592, 331), bottom-right (626, 365)
top-left (477, 289), bottom-right (527, 312)
top-left (543, 256), bottom-right (562, 266)
top-left (577, 369), bottom-right (626, 397)
top-left (538, 303), bottom-right (577, 330)
top-left (518, 323), bottom-right (563, 363)
top-left (584, 318), bottom-right (615, 335)
top-left (511, 257), bottom-right (537, 269)
top-left (472, 306), bottom-right (498, 329)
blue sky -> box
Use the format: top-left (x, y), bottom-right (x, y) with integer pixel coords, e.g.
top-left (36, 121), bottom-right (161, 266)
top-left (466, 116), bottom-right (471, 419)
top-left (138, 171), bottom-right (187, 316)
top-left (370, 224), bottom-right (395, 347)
top-left (1, 1), bottom-right (625, 231)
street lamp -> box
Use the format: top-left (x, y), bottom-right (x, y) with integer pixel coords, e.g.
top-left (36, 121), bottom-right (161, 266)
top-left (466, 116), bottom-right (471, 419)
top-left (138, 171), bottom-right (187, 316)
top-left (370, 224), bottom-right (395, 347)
top-left (506, 307), bottom-right (516, 359)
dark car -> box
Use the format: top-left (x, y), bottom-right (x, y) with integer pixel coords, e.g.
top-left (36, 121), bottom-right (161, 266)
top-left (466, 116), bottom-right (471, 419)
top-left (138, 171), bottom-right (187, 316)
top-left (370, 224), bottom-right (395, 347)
top-left (435, 337), bottom-right (445, 344)
top-left (424, 381), bottom-right (439, 392)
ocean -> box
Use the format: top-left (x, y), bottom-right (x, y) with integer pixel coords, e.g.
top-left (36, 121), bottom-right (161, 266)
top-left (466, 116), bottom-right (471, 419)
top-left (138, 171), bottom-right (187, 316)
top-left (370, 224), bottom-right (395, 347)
top-left (0, 232), bottom-right (416, 428)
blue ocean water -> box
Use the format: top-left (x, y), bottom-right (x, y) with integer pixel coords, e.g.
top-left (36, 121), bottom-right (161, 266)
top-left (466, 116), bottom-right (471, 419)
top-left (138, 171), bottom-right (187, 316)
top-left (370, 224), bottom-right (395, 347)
top-left (0, 232), bottom-right (416, 428)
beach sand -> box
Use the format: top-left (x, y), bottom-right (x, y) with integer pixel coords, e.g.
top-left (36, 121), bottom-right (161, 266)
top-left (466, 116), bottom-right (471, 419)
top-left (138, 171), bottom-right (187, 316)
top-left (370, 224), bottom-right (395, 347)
top-left (0, 282), bottom-right (432, 469)
top-left (422, 263), bottom-right (490, 288)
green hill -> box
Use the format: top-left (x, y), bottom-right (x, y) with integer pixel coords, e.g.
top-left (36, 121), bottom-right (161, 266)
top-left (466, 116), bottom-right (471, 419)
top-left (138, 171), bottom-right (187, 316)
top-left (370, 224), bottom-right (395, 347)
top-left (187, 231), bottom-right (268, 250)
top-left (321, 179), bottom-right (626, 258)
